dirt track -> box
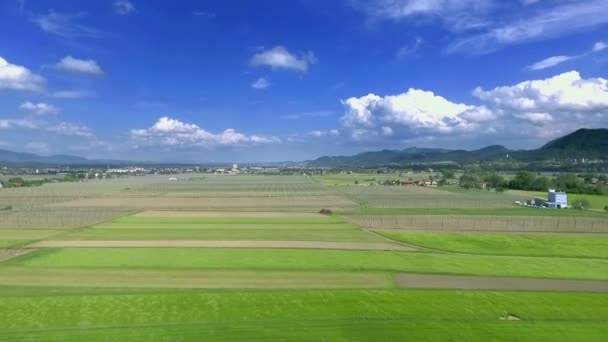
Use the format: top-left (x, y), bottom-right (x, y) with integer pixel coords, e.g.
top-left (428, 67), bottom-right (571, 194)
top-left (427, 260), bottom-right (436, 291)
top-left (29, 240), bottom-right (416, 251)
top-left (396, 274), bottom-right (608, 292)
top-left (0, 249), bottom-right (35, 262)
top-left (133, 211), bottom-right (326, 218)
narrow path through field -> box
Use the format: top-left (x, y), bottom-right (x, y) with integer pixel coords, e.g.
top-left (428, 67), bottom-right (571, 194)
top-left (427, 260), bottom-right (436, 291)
top-left (28, 240), bottom-right (417, 251)
top-left (396, 274), bottom-right (608, 292)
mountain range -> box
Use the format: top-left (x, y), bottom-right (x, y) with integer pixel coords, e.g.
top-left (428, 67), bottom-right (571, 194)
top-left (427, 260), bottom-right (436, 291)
top-left (1, 128), bottom-right (607, 167)
top-left (307, 128), bottom-right (608, 167)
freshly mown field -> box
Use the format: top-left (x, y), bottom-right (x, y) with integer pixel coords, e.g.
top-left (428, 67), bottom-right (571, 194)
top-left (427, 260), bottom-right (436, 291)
top-left (10, 247), bottom-right (608, 280)
top-left (0, 289), bottom-right (606, 341)
top-left (382, 232), bottom-right (608, 258)
top-left (1, 173), bottom-right (607, 340)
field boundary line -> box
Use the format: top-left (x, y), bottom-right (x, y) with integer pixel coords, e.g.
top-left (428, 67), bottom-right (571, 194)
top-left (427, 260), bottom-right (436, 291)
top-left (338, 215), bottom-right (441, 253)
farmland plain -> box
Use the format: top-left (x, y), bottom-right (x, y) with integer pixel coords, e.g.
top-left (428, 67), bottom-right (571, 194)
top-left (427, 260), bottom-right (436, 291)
top-left (1, 173), bottom-right (607, 340)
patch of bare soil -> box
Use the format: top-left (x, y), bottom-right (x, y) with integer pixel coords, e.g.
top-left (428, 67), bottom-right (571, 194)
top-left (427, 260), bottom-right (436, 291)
top-left (133, 211), bottom-right (325, 218)
top-left (396, 274), bottom-right (608, 293)
top-left (30, 240), bottom-right (417, 251)
top-left (0, 249), bottom-right (35, 262)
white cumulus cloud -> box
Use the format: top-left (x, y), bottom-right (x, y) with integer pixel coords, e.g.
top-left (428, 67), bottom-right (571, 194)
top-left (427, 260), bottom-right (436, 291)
top-left (340, 88), bottom-right (481, 140)
top-left (54, 56), bottom-right (104, 76)
top-left (340, 71), bottom-right (608, 143)
top-left (473, 71), bottom-right (608, 113)
top-left (19, 101), bottom-right (59, 115)
top-left (0, 56), bottom-right (45, 91)
top-left (131, 117), bottom-right (280, 147)
top-left (250, 46), bottom-right (316, 73)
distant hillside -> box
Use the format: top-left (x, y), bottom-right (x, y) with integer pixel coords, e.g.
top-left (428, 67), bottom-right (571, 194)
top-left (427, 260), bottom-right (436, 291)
top-left (0, 149), bottom-right (89, 164)
top-left (308, 129), bottom-right (607, 167)
top-left (0, 149), bottom-right (134, 167)
top-left (541, 128), bottom-right (608, 152)
top-left (308, 145), bottom-right (510, 167)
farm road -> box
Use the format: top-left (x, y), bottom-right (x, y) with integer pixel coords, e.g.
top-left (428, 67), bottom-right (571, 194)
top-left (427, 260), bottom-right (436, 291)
top-left (396, 274), bottom-right (608, 293)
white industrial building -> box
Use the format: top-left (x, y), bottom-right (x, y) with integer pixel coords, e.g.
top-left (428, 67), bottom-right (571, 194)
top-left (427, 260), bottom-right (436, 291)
top-left (547, 189), bottom-right (568, 209)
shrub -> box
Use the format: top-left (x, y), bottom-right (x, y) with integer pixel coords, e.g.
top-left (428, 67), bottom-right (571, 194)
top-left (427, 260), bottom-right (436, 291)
top-left (573, 199), bottom-right (591, 210)
top-left (319, 208), bottom-right (333, 215)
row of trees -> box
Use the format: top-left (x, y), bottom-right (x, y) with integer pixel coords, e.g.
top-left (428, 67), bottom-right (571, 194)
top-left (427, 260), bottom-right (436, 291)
top-left (0, 173), bottom-right (115, 189)
top-left (458, 171), bottom-right (608, 195)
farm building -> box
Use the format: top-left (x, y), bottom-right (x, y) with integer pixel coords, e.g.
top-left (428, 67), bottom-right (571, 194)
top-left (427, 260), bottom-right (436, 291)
top-left (547, 189), bottom-right (568, 209)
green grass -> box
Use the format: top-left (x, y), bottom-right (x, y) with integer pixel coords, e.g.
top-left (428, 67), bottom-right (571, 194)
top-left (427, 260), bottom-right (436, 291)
top-left (356, 207), bottom-right (608, 216)
top-left (381, 232), bottom-right (608, 258)
top-left (10, 248), bottom-right (608, 280)
top-left (114, 216), bottom-right (345, 224)
top-left (92, 222), bottom-right (359, 230)
top-left (0, 289), bottom-right (606, 341)
top-left (0, 268), bottom-right (394, 289)
top-left (569, 193), bottom-right (608, 210)
top-left (60, 228), bottom-right (386, 242)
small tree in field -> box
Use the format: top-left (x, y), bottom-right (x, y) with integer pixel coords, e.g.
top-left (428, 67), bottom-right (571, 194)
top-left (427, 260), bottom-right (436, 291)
top-left (573, 199), bottom-right (591, 210)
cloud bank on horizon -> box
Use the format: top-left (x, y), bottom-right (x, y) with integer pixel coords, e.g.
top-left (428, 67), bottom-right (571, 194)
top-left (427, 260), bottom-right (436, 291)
top-left (1, 0), bottom-right (608, 162)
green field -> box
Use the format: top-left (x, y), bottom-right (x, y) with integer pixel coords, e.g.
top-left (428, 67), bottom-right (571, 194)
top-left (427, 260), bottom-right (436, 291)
top-left (10, 248), bottom-right (608, 280)
top-left (1, 173), bottom-right (607, 340)
top-left (61, 228), bottom-right (386, 242)
top-left (382, 232), bottom-right (608, 258)
top-left (1, 289), bottom-right (606, 341)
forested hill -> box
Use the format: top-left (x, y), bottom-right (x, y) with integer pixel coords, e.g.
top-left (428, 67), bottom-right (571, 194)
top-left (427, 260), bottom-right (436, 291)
top-left (308, 128), bottom-right (608, 167)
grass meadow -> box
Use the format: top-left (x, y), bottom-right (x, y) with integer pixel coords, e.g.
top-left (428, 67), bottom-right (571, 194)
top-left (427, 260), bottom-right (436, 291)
top-left (1, 289), bottom-right (606, 341)
top-left (10, 247), bottom-right (608, 280)
top-left (1, 173), bottom-right (607, 340)
top-left (382, 232), bottom-right (608, 258)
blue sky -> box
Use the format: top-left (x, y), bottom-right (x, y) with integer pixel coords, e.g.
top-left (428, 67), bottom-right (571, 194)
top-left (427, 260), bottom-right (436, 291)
top-left (1, 0), bottom-right (608, 162)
